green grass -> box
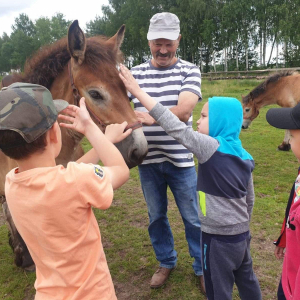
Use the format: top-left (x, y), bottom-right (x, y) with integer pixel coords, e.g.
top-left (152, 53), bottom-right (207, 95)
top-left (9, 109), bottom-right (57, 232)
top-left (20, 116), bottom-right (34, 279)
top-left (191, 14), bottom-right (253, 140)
top-left (0, 78), bottom-right (296, 299)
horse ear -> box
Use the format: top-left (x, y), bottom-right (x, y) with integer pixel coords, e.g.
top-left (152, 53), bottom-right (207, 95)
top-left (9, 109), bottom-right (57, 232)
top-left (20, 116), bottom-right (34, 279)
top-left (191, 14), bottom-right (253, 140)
top-left (249, 92), bottom-right (254, 100)
top-left (106, 25), bottom-right (126, 52)
top-left (68, 20), bottom-right (86, 65)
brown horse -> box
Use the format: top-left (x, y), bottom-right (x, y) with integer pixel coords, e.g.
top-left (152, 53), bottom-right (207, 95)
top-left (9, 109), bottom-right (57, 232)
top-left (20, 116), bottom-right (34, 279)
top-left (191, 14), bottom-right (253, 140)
top-left (0, 20), bottom-right (148, 270)
top-left (242, 71), bottom-right (300, 151)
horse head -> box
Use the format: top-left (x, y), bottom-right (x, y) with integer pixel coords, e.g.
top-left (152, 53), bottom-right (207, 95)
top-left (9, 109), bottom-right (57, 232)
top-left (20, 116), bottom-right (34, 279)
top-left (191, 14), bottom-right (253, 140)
top-left (52, 21), bottom-right (148, 168)
top-left (242, 93), bottom-right (260, 129)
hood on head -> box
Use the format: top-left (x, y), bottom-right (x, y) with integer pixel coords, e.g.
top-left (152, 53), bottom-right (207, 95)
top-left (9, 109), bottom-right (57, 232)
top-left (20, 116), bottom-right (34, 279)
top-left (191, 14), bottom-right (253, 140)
top-left (208, 97), bottom-right (242, 141)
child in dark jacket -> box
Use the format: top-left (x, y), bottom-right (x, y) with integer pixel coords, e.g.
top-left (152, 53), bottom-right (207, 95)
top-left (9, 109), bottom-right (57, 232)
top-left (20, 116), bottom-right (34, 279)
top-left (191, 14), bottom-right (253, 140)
top-left (119, 64), bottom-right (262, 300)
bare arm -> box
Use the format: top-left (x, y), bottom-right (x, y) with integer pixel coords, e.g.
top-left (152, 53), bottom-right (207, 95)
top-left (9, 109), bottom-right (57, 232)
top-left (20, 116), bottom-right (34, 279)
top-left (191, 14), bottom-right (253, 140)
top-left (59, 98), bottom-right (130, 189)
top-left (169, 91), bottom-right (198, 122)
top-left (76, 121), bottom-right (132, 165)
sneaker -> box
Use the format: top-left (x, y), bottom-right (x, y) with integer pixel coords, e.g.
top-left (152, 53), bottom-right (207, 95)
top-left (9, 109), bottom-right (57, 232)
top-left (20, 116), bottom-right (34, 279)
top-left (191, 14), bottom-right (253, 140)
top-left (150, 266), bottom-right (175, 288)
top-left (198, 275), bottom-right (206, 296)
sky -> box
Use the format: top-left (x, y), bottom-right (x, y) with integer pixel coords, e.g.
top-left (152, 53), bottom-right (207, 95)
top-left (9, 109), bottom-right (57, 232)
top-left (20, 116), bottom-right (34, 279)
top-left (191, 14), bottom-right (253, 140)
top-left (0, 0), bottom-right (109, 36)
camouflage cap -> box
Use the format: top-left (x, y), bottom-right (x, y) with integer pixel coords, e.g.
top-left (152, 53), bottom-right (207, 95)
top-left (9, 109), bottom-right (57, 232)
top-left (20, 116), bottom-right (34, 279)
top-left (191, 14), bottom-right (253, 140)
top-left (0, 82), bottom-right (69, 143)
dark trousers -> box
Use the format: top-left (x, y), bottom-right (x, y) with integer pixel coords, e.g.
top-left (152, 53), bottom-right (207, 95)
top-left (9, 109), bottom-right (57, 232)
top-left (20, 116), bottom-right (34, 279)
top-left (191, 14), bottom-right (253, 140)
top-left (202, 231), bottom-right (262, 300)
top-left (277, 278), bottom-right (287, 300)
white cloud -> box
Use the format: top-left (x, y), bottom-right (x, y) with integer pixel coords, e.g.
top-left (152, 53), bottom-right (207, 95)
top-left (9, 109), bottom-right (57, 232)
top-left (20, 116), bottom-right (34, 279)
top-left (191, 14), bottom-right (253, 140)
top-left (0, 0), bottom-right (109, 36)
top-left (0, 0), bottom-right (37, 16)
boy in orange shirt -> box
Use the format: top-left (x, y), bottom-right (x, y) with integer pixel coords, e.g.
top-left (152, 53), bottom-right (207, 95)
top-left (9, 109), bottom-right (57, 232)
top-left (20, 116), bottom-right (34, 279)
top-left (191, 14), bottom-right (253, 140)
top-left (0, 83), bottom-right (132, 299)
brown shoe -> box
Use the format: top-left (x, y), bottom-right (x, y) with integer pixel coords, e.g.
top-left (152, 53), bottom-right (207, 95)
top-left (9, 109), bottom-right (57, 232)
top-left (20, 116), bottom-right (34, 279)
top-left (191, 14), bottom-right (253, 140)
top-left (199, 275), bottom-right (206, 296)
top-left (150, 266), bottom-right (174, 288)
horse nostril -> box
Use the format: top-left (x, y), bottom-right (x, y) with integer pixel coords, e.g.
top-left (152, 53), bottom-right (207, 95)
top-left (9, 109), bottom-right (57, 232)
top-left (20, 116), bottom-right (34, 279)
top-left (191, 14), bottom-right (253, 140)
top-left (130, 148), bottom-right (147, 166)
top-left (130, 149), bottom-right (139, 163)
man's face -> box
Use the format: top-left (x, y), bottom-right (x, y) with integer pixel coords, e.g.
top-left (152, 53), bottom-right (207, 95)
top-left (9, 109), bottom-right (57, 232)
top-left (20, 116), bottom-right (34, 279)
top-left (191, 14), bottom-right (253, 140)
top-left (148, 37), bottom-right (180, 68)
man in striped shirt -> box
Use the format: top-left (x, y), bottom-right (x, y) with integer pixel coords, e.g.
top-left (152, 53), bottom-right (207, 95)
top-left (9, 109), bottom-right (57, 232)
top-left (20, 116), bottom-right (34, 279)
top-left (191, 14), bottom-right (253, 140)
top-left (128, 12), bottom-right (205, 294)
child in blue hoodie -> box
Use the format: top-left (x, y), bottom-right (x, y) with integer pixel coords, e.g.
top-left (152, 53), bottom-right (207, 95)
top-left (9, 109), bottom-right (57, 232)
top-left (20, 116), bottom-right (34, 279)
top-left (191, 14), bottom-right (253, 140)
top-left (119, 64), bottom-right (262, 300)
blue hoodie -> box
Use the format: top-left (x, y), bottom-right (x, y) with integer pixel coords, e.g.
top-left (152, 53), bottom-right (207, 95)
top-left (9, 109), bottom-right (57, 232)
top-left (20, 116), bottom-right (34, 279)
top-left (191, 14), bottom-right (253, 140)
top-left (149, 97), bottom-right (255, 235)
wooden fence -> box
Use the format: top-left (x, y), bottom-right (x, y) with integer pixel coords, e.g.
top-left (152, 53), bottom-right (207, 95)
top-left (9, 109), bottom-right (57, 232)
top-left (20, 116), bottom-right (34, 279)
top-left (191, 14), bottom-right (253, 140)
top-left (202, 67), bottom-right (300, 80)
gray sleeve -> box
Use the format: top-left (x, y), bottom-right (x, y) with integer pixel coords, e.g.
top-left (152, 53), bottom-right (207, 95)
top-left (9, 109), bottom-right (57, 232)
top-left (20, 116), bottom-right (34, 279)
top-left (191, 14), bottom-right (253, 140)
top-left (149, 102), bottom-right (219, 163)
top-left (246, 174), bottom-right (255, 220)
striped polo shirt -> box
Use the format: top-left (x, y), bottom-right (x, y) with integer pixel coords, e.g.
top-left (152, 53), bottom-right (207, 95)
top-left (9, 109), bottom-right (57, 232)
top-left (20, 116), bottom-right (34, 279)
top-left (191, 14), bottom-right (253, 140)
top-left (129, 58), bottom-right (202, 167)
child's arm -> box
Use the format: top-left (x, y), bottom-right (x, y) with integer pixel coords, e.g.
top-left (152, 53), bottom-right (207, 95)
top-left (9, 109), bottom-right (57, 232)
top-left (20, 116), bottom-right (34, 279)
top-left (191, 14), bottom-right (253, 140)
top-left (59, 98), bottom-right (130, 189)
top-left (76, 122), bottom-right (131, 165)
top-left (119, 64), bottom-right (219, 163)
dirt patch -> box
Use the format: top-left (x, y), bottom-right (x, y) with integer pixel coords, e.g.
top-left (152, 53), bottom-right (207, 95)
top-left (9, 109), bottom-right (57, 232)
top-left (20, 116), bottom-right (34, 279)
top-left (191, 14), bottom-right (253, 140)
top-left (102, 238), bottom-right (114, 249)
top-left (114, 271), bottom-right (150, 300)
top-left (22, 286), bottom-right (34, 300)
top-left (129, 217), bottom-right (148, 229)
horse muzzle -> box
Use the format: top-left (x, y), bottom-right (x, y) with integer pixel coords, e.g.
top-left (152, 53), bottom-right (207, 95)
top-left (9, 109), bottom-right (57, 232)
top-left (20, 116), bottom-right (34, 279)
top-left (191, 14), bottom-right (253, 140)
top-left (115, 128), bottom-right (148, 168)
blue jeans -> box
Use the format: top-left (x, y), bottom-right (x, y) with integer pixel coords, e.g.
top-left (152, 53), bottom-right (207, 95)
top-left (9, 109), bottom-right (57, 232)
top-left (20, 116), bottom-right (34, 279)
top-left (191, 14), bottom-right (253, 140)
top-left (138, 161), bottom-right (203, 276)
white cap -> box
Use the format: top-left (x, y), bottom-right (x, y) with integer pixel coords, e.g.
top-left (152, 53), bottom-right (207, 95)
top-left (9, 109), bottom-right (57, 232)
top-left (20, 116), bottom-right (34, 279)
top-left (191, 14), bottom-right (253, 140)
top-left (147, 12), bottom-right (180, 41)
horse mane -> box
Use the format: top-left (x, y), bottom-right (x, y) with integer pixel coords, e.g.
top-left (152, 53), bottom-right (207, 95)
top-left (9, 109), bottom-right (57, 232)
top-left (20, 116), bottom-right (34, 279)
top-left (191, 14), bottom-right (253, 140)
top-left (242, 71), bottom-right (298, 104)
top-left (21, 35), bottom-right (123, 90)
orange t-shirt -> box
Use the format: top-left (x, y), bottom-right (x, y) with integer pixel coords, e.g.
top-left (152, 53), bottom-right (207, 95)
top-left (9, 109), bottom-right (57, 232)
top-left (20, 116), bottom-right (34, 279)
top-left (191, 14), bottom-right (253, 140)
top-left (5, 162), bottom-right (117, 300)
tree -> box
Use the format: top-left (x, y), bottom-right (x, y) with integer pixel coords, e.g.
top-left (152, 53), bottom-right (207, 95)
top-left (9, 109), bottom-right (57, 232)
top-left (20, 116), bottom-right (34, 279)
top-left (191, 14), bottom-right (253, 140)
top-left (0, 35), bottom-right (13, 72)
top-left (50, 13), bottom-right (71, 41)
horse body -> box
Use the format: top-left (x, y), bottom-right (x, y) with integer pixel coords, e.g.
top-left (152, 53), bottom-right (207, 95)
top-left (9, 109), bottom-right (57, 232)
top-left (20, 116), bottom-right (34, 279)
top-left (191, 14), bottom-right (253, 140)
top-left (0, 21), bottom-right (148, 269)
top-left (242, 71), bottom-right (300, 150)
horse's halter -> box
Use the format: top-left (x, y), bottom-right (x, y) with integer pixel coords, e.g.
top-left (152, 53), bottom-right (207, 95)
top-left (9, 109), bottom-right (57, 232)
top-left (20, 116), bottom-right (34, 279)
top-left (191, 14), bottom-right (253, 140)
top-left (67, 61), bottom-right (142, 132)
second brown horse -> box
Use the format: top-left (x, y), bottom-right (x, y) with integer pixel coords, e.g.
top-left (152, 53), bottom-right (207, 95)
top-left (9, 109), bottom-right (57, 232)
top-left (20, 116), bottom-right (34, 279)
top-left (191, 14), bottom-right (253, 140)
top-left (242, 71), bottom-right (300, 150)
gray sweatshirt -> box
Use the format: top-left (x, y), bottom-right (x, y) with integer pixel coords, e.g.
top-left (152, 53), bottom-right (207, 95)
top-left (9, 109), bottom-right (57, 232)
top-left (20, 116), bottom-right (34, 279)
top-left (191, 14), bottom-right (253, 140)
top-left (149, 102), bottom-right (255, 235)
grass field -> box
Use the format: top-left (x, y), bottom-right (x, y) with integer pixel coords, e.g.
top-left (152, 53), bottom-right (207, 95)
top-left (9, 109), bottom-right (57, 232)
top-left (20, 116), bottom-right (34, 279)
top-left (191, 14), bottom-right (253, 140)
top-left (0, 78), bottom-right (298, 300)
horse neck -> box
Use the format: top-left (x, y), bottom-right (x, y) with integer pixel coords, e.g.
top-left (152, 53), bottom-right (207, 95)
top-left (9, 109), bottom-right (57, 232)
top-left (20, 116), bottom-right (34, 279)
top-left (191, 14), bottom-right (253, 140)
top-left (253, 88), bottom-right (278, 109)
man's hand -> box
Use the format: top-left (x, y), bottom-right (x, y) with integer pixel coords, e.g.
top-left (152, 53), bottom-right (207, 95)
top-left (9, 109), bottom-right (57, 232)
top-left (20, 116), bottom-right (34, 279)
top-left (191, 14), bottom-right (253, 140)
top-left (105, 122), bottom-right (132, 143)
top-left (135, 111), bottom-right (155, 125)
top-left (274, 246), bottom-right (285, 260)
top-left (58, 97), bottom-right (93, 135)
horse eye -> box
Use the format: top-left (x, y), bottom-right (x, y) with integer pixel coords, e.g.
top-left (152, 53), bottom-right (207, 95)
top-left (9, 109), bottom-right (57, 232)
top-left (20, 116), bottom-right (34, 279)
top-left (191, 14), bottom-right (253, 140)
top-left (245, 108), bottom-right (250, 112)
top-left (88, 90), bottom-right (104, 100)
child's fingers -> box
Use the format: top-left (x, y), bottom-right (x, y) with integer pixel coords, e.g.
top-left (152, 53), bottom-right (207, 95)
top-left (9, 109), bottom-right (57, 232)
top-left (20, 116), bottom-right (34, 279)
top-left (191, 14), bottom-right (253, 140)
top-left (120, 64), bottom-right (130, 78)
top-left (120, 121), bottom-right (129, 131)
top-left (79, 97), bottom-right (86, 107)
top-left (61, 104), bottom-right (77, 111)
top-left (122, 128), bottom-right (132, 138)
top-left (60, 107), bottom-right (78, 117)
top-left (59, 122), bottom-right (73, 129)
top-left (119, 72), bottom-right (126, 84)
top-left (58, 114), bottom-right (75, 123)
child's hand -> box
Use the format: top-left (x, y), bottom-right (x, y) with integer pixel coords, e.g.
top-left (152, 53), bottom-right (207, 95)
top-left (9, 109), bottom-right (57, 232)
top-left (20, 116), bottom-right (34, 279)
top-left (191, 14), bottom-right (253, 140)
top-left (119, 64), bottom-right (141, 96)
top-left (135, 111), bottom-right (155, 125)
top-left (105, 121), bottom-right (132, 143)
top-left (274, 246), bottom-right (285, 260)
top-left (58, 97), bottom-right (93, 135)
